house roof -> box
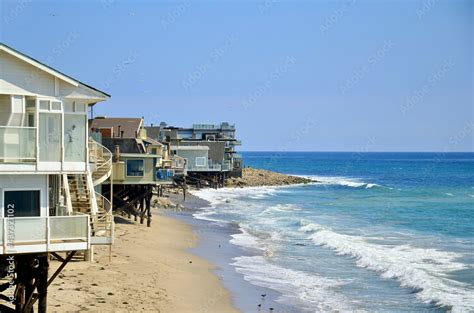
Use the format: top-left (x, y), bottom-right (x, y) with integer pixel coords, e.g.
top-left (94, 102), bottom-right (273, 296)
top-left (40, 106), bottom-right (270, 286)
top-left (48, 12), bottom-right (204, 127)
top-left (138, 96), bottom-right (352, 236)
top-left (101, 137), bottom-right (144, 154)
top-left (144, 126), bottom-right (161, 140)
top-left (0, 42), bottom-right (110, 99)
top-left (90, 118), bottom-right (143, 139)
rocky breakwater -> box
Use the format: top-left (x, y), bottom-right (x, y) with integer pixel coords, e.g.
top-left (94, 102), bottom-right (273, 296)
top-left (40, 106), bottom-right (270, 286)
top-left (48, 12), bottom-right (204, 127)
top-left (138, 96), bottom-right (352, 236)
top-left (226, 167), bottom-right (314, 187)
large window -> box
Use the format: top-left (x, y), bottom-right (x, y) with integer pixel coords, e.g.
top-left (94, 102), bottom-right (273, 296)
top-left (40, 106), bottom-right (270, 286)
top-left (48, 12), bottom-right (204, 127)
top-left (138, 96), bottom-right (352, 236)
top-left (4, 190), bottom-right (40, 217)
top-left (195, 157), bottom-right (206, 167)
top-left (126, 160), bottom-right (144, 177)
top-left (64, 114), bottom-right (86, 162)
top-left (39, 113), bottom-right (61, 162)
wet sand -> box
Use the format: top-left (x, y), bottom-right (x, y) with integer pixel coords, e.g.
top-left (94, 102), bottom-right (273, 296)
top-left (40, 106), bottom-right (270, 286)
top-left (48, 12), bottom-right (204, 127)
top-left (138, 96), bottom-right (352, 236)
top-left (48, 213), bottom-right (238, 313)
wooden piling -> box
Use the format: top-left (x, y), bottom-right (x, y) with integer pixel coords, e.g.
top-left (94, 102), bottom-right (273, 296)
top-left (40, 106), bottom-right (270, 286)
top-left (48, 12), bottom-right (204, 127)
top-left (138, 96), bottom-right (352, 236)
top-left (37, 255), bottom-right (48, 313)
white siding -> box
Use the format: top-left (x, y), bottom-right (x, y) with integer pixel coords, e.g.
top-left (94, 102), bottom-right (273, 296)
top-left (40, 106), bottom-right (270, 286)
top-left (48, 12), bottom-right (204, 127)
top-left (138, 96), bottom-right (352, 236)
top-left (0, 50), bottom-right (105, 101)
top-left (0, 174), bottom-right (48, 217)
top-left (59, 81), bottom-right (106, 100)
top-left (0, 50), bottom-right (56, 97)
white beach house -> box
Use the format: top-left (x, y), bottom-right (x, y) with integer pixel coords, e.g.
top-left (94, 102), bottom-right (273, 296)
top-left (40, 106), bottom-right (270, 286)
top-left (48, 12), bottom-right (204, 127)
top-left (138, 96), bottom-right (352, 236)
top-left (0, 42), bottom-right (113, 256)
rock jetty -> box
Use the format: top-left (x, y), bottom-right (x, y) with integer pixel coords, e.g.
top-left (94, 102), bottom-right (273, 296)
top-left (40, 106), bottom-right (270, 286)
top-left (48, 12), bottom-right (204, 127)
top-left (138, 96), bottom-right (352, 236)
top-left (225, 167), bottom-right (313, 187)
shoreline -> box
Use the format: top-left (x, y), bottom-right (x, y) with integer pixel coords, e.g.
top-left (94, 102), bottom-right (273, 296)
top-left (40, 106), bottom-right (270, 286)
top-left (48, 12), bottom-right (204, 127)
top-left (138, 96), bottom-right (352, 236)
top-left (48, 213), bottom-right (238, 312)
top-left (47, 168), bottom-right (310, 312)
top-left (166, 190), bottom-right (300, 313)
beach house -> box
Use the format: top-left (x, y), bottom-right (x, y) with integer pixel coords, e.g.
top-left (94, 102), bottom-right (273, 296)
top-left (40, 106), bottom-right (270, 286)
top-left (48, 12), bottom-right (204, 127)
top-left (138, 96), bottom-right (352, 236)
top-left (146, 122), bottom-right (242, 187)
top-left (0, 43), bottom-right (113, 311)
top-left (89, 117), bottom-right (186, 226)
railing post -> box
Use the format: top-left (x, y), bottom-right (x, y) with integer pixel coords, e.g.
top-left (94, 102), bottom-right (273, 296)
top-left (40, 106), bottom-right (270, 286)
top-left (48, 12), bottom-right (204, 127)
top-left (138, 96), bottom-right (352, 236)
top-left (87, 215), bottom-right (91, 250)
top-left (46, 217), bottom-right (50, 251)
top-left (63, 174), bottom-right (73, 215)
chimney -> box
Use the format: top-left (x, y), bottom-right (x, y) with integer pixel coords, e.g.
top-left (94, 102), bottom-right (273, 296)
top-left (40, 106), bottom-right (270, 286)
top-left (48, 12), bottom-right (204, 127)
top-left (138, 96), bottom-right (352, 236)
top-left (117, 125), bottom-right (122, 138)
top-left (114, 145), bottom-right (120, 162)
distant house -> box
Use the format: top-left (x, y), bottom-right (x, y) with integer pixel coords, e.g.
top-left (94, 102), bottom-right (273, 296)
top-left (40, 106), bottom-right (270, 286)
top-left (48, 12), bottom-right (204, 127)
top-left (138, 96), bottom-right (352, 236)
top-left (90, 117), bottom-right (185, 225)
top-left (146, 122), bottom-right (242, 186)
top-left (0, 42), bottom-right (113, 311)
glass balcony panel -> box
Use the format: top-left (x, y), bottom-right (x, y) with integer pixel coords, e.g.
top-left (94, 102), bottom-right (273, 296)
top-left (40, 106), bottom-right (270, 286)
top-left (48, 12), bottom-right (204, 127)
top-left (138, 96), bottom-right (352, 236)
top-left (11, 218), bottom-right (47, 242)
top-left (49, 216), bottom-right (88, 240)
top-left (0, 127), bottom-right (36, 162)
top-left (50, 216), bottom-right (88, 240)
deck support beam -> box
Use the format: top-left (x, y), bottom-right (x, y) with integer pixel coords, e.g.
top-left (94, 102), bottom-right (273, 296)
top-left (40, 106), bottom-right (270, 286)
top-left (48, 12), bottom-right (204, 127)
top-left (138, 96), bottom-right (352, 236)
top-left (47, 251), bottom-right (76, 288)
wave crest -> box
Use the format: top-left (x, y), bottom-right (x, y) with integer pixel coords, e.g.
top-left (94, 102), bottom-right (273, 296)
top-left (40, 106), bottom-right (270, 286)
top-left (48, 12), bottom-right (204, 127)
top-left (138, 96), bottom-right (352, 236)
top-left (295, 175), bottom-right (381, 189)
top-left (300, 223), bottom-right (473, 312)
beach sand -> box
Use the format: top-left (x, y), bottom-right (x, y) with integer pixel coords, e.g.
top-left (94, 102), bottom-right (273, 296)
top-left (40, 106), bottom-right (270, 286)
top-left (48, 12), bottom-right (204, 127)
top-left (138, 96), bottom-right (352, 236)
top-left (48, 213), bottom-right (238, 313)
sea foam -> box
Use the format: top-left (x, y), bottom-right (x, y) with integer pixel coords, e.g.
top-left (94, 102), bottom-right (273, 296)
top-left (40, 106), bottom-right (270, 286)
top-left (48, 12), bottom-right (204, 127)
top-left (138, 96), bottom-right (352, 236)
top-left (295, 175), bottom-right (381, 189)
top-left (299, 222), bottom-right (474, 312)
top-left (232, 255), bottom-right (352, 312)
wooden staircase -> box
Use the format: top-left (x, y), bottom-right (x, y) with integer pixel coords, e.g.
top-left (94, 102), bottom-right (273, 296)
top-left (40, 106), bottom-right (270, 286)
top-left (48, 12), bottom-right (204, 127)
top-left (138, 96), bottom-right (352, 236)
top-left (67, 174), bottom-right (93, 215)
top-left (64, 140), bottom-right (114, 249)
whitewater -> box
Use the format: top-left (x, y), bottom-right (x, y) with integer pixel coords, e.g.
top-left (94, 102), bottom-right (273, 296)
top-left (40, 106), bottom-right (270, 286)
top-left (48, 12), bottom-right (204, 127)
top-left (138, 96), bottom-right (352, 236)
top-left (190, 152), bottom-right (474, 312)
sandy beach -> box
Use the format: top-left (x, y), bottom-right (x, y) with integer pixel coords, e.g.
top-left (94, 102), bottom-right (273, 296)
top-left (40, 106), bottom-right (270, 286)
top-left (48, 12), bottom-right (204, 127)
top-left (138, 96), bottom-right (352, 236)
top-left (48, 213), bottom-right (238, 313)
top-left (46, 168), bottom-right (311, 313)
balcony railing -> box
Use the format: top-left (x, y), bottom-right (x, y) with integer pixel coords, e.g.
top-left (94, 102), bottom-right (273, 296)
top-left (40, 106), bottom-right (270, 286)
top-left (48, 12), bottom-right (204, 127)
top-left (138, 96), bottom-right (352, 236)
top-left (90, 193), bottom-right (114, 245)
top-left (89, 139), bottom-right (113, 185)
top-left (156, 169), bottom-right (175, 182)
top-left (186, 162), bottom-right (233, 172)
top-left (222, 161), bottom-right (231, 171)
top-left (0, 215), bottom-right (90, 254)
top-left (0, 126), bottom-right (36, 163)
top-left (192, 123), bottom-right (236, 130)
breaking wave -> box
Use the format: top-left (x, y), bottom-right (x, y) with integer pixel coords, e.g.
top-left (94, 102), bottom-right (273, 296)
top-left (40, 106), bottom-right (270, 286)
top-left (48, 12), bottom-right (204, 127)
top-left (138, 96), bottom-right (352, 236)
top-left (298, 221), bottom-right (474, 312)
top-left (295, 175), bottom-right (381, 189)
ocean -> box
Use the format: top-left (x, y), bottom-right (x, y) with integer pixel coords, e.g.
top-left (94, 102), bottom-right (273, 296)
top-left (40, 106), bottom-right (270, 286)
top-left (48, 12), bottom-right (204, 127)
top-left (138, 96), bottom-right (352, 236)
top-left (191, 152), bottom-right (474, 312)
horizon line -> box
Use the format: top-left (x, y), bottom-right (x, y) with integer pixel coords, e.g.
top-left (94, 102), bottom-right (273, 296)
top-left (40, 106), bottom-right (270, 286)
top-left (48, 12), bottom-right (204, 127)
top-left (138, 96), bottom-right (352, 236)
top-left (238, 150), bottom-right (474, 153)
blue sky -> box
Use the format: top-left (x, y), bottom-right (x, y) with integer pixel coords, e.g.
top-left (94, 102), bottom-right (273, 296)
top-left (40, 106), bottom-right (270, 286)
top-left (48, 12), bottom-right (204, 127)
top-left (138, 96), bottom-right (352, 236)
top-left (1, 0), bottom-right (472, 152)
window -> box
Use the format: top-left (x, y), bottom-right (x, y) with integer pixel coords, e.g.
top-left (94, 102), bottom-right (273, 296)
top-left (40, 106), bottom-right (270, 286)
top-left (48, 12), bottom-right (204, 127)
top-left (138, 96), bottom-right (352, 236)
top-left (64, 114), bottom-right (86, 162)
top-left (64, 101), bottom-right (87, 113)
top-left (75, 103), bottom-right (86, 112)
top-left (39, 99), bottom-right (62, 112)
top-left (39, 100), bottom-right (49, 110)
top-left (64, 101), bottom-right (74, 113)
top-left (195, 157), bottom-right (206, 167)
top-left (27, 113), bottom-right (35, 127)
top-left (126, 160), bottom-right (144, 176)
top-left (26, 99), bottom-right (36, 109)
top-left (39, 113), bottom-right (61, 162)
top-left (4, 190), bottom-right (40, 217)
top-left (51, 101), bottom-right (62, 111)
